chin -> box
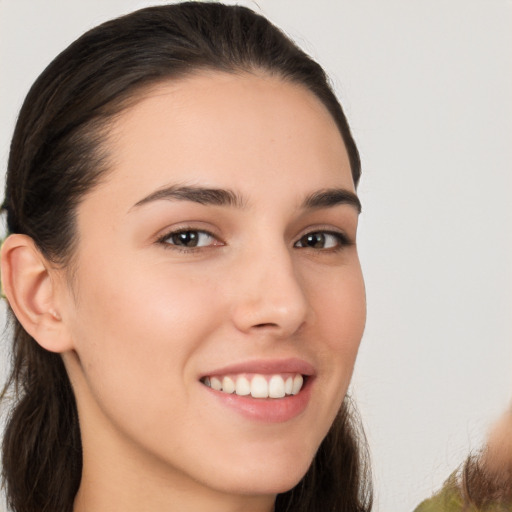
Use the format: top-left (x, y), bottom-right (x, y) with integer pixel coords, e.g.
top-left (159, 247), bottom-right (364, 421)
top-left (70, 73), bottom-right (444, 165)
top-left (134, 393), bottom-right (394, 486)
top-left (209, 470), bottom-right (309, 497)
top-left (200, 446), bottom-right (315, 497)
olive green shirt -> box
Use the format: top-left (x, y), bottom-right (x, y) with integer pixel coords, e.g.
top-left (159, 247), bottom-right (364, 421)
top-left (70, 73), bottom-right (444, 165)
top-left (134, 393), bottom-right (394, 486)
top-left (414, 473), bottom-right (511, 512)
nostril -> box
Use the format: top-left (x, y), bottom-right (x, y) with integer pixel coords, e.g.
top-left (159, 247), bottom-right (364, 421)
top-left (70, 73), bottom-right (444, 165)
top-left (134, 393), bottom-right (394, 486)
top-left (254, 323), bottom-right (279, 329)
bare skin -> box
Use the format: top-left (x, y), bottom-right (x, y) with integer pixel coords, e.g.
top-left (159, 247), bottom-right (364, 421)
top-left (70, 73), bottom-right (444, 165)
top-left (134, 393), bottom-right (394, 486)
top-left (481, 407), bottom-right (512, 483)
top-left (2, 72), bottom-right (366, 512)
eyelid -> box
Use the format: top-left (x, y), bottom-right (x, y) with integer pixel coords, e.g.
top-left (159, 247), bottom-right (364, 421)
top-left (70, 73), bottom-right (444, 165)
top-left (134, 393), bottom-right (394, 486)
top-left (293, 227), bottom-right (354, 249)
top-left (296, 223), bottom-right (353, 240)
top-left (155, 224), bottom-right (224, 250)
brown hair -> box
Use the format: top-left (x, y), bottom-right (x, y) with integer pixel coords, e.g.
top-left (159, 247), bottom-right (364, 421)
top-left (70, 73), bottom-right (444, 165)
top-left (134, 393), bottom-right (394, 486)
top-left (461, 411), bottom-right (512, 509)
top-left (0, 3), bottom-right (371, 511)
top-left (461, 455), bottom-right (512, 508)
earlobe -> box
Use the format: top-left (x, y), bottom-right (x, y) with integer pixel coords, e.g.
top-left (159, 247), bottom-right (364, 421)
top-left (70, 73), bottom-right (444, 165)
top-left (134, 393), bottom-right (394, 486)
top-left (0, 234), bottom-right (73, 353)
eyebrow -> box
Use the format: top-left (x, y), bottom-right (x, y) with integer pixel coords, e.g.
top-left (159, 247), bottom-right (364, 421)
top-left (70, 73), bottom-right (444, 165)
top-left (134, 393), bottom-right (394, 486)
top-left (131, 185), bottom-right (361, 213)
top-left (131, 185), bottom-right (246, 210)
top-left (302, 188), bottom-right (362, 213)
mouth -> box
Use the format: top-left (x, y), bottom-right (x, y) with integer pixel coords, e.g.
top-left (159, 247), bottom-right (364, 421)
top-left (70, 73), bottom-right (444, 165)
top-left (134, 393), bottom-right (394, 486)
top-left (198, 359), bottom-right (315, 422)
top-left (200, 373), bottom-right (306, 399)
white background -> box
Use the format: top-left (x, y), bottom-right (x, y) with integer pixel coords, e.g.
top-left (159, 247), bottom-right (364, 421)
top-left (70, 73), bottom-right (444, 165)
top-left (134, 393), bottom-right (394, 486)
top-left (0, 1), bottom-right (511, 511)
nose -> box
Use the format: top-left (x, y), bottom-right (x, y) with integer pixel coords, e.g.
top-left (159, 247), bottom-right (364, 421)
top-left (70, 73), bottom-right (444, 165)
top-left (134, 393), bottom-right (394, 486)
top-left (229, 245), bottom-right (309, 338)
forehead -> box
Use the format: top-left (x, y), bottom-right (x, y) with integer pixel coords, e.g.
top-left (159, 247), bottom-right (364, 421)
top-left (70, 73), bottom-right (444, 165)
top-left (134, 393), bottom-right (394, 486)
top-left (98, 71), bottom-right (354, 206)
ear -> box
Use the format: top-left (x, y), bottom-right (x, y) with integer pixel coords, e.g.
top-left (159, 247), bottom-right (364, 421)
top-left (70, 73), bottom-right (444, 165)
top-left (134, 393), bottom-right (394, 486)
top-left (1, 234), bottom-right (73, 353)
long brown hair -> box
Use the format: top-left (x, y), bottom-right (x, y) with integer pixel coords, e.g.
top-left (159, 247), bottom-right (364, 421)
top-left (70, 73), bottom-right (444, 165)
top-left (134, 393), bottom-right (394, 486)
top-left (0, 3), bottom-right (372, 511)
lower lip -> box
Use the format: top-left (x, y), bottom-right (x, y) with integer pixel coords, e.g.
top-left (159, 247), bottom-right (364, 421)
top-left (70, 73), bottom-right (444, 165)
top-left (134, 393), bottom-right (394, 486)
top-left (202, 377), bottom-right (314, 423)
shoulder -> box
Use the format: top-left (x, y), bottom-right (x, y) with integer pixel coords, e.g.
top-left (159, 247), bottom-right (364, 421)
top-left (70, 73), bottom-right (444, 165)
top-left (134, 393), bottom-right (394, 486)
top-left (413, 473), bottom-right (463, 512)
top-left (413, 472), bottom-right (511, 512)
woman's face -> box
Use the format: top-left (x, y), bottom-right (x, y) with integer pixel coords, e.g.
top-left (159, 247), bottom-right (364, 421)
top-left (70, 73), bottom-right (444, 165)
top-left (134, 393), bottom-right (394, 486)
top-left (60, 72), bottom-right (366, 503)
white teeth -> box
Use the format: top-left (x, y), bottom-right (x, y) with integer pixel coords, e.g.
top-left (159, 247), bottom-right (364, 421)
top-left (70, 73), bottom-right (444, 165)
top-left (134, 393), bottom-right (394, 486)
top-left (210, 377), bottom-right (222, 391)
top-left (222, 376), bottom-right (236, 394)
top-left (292, 374), bottom-right (303, 395)
top-left (268, 375), bottom-right (286, 398)
top-left (285, 376), bottom-right (293, 395)
top-left (203, 373), bottom-right (305, 398)
top-left (235, 376), bottom-right (251, 396)
top-left (250, 375), bottom-right (268, 398)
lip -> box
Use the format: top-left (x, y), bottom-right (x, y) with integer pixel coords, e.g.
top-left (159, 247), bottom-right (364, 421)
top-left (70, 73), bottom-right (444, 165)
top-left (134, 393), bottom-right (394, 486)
top-left (199, 358), bottom-right (316, 423)
top-left (199, 357), bottom-right (316, 379)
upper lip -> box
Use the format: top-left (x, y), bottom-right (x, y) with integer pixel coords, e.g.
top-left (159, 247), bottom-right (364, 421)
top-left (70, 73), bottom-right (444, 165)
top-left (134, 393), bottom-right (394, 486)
top-left (200, 357), bottom-right (316, 378)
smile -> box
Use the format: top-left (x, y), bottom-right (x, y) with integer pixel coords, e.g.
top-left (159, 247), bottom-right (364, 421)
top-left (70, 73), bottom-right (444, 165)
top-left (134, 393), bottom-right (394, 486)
top-left (201, 373), bottom-right (304, 398)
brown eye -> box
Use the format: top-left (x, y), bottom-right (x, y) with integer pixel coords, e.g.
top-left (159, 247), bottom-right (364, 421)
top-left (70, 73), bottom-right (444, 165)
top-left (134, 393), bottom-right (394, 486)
top-left (294, 231), bottom-right (346, 250)
top-left (164, 230), bottom-right (216, 248)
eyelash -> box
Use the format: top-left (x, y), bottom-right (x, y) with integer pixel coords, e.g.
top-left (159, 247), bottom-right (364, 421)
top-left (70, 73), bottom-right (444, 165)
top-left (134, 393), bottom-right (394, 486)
top-left (157, 228), bottom-right (222, 252)
top-left (293, 230), bottom-right (352, 251)
top-left (157, 228), bottom-right (352, 253)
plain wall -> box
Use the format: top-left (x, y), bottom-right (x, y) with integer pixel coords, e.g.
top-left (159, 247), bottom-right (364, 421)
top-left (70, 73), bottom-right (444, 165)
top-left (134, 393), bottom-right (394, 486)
top-left (1, 1), bottom-right (511, 511)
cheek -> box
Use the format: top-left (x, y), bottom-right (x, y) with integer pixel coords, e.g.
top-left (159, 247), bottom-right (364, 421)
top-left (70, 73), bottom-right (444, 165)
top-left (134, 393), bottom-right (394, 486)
top-left (76, 254), bottom-right (221, 343)
top-left (311, 263), bottom-right (366, 349)
top-left (306, 263), bottom-right (366, 398)
top-left (69, 257), bottom-right (223, 422)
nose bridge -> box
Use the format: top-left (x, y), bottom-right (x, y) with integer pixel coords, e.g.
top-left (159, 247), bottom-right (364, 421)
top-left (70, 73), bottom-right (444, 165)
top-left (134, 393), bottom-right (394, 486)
top-left (230, 240), bottom-right (309, 336)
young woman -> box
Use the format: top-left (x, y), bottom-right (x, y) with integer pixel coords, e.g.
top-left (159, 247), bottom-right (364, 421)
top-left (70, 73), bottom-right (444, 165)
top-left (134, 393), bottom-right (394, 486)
top-left (0, 3), bottom-right (372, 512)
top-left (2, 3), bottom-right (511, 512)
